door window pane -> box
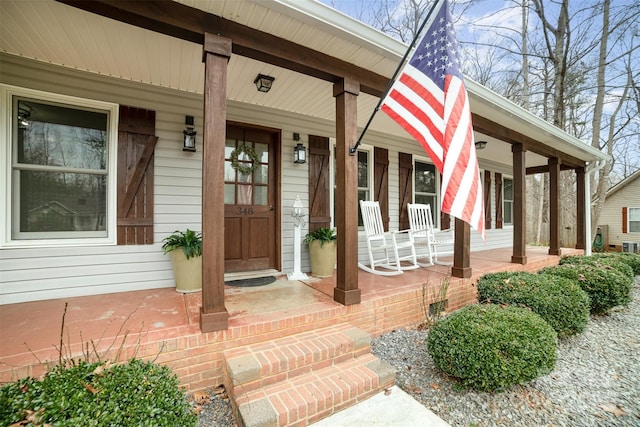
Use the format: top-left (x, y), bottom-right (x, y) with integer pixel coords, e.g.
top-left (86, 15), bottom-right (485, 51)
top-left (237, 184), bottom-right (252, 205)
top-left (254, 142), bottom-right (269, 162)
top-left (254, 186), bottom-right (268, 205)
top-left (224, 184), bottom-right (235, 204)
top-left (254, 164), bottom-right (268, 184)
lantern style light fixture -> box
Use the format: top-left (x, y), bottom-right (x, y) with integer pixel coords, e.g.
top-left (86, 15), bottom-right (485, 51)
top-left (183, 115), bottom-right (197, 152)
top-left (475, 140), bottom-right (488, 150)
top-left (293, 133), bottom-right (306, 164)
top-left (254, 73), bottom-right (275, 92)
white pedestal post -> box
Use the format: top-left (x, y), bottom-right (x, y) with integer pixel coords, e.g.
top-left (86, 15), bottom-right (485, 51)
top-left (288, 196), bottom-right (309, 280)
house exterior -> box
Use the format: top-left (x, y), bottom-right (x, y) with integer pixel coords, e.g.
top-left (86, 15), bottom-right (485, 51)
top-left (598, 170), bottom-right (640, 252)
top-left (1, 0), bottom-right (609, 331)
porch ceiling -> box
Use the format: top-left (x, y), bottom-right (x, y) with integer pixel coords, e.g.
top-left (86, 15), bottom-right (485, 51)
top-left (1, 0), bottom-right (607, 169)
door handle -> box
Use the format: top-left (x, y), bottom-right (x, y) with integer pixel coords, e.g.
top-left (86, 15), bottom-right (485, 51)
top-left (269, 205), bottom-right (275, 211)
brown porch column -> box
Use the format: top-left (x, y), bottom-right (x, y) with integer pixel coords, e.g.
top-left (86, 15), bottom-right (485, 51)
top-left (333, 78), bottom-right (361, 305)
top-left (451, 217), bottom-right (471, 278)
top-left (548, 157), bottom-right (561, 255)
top-left (511, 143), bottom-right (527, 264)
top-left (575, 167), bottom-right (586, 249)
top-left (200, 33), bottom-right (231, 332)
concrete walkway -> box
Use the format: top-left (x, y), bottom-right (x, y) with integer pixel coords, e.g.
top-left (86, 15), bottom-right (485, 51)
top-left (311, 385), bottom-right (450, 426)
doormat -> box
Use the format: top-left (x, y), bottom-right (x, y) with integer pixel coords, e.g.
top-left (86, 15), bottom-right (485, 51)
top-left (225, 276), bottom-right (276, 287)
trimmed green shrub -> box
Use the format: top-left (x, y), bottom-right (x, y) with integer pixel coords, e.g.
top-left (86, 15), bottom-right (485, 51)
top-left (560, 254), bottom-right (634, 280)
top-left (477, 271), bottom-right (590, 338)
top-left (427, 304), bottom-right (557, 392)
top-left (0, 359), bottom-right (197, 427)
top-left (587, 253), bottom-right (639, 276)
top-left (541, 263), bottom-right (632, 314)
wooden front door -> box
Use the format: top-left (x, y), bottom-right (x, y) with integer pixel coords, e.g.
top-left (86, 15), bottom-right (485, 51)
top-left (224, 124), bottom-right (279, 272)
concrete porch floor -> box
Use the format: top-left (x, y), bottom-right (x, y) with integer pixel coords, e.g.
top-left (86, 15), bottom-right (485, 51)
top-left (0, 246), bottom-right (580, 390)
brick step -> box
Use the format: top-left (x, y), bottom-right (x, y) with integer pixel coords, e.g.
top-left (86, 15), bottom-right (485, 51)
top-left (222, 324), bottom-right (396, 427)
top-left (234, 352), bottom-right (395, 427)
top-left (223, 324), bottom-right (371, 398)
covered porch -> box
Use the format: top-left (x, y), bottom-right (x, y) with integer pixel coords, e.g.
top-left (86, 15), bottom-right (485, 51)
top-left (1, 246), bottom-right (582, 391)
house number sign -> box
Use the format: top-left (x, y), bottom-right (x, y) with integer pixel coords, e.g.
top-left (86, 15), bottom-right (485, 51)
top-left (237, 207), bottom-right (254, 215)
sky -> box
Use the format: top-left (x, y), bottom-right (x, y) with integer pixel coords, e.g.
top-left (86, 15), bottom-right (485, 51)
top-left (318, 0), bottom-right (640, 180)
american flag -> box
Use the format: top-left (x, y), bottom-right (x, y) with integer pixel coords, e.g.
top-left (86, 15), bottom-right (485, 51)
top-left (381, 0), bottom-right (484, 238)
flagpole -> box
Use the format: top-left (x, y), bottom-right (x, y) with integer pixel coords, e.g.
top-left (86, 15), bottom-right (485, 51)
top-left (350, 0), bottom-right (442, 155)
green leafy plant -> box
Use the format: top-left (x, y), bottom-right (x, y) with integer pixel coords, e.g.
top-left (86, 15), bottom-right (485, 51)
top-left (427, 304), bottom-right (557, 392)
top-left (0, 359), bottom-right (197, 426)
top-left (477, 271), bottom-right (590, 338)
top-left (162, 229), bottom-right (202, 259)
top-left (541, 262), bottom-right (632, 314)
top-left (304, 227), bottom-right (336, 247)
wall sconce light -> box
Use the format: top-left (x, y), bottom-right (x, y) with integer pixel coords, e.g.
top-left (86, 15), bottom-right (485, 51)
top-left (254, 73), bottom-right (275, 92)
top-left (293, 133), bottom-right (306, 164)
top-left (294, 143), bottom-right (306, 164)
top-left (183, 115), bottom-right (197, 152)
top-left (475, 140), bottom-right (488, 150)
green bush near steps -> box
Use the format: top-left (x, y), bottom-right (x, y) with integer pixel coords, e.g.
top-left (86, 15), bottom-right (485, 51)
top-left (427, 304), bottom-right (557, 392)
top-left (561, 252), bottom-right (640, 277)
top-left (559, 253), bottom-right (635, 280)
top-left (0, 359), bottom-right (197, 427)
top-left (541, 262), bottom-right (632, 315)
top-left (477, 271), bottom-right (590, 338)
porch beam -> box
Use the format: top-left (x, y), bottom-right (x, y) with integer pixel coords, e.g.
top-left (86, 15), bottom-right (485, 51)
top-left (200, 33), bottom-right (230, 332)
top-left (451, 218), bottom-right (472, 278)
top-left (526, 164), bottom-right (573, 175)
top-left (56, 0), bottom-right (387, 97)
top-left (575, 167), bottom-right (586, 250)
top-left (333, 78), bottom-right (361, 306)
top-left (548, 157), bottom-right (561, 256)
top-left (472, 114), bottom-right (585, 169)
top-left (511, 143), bottom-right (527, 264)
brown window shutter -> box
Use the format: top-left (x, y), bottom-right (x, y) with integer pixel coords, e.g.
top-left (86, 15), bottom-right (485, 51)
top-left (439, 172), bottom-right (451, 230)
top-left (117, 106), bottom-right (158, 245)
top-left (440, 212), bottom-right (451, 230)
top-left (622, 207), bottom-right (628, 233)
top-left (308, 135), bottom-right (331, 232)
top-left (484, 170), bottom-right (492, 230)
top-left (398, 152), bottom-right (413, 230)
top-left (495, 172), bottom-right (503, 229)
top-left (374, 147), bottom-right (389, 231)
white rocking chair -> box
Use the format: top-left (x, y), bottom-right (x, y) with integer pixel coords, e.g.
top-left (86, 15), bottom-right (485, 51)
top-left (408, 203), bottom-right (454, 266)
top-left (359, 201), bottom-right (419, 276)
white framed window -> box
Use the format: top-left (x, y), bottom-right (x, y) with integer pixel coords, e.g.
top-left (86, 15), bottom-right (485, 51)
top-left (629, 207), bottom-right (640, 233)
top-left (503, 176), bottom-right (514, 226)
top-left (330, 141), bottom-right (373, 228)
top-left (1, 84), bottom-right (118, 247)
top-left (413, 158), bottom-right (439, 227)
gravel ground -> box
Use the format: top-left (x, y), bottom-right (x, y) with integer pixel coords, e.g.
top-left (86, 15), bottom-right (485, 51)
top-left (371, 276), bottom-right (640, 427)
top-left (197, 277), bottom-right (640, 426)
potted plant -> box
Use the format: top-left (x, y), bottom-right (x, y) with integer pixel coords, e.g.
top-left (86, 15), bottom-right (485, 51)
top-left (304, 227), bottom-right (337, 278)
top-left (162, 229), bottom-right (202, 293)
